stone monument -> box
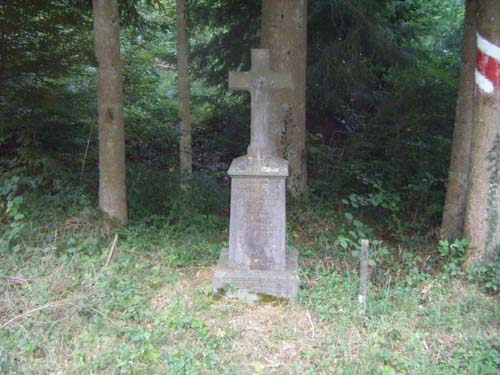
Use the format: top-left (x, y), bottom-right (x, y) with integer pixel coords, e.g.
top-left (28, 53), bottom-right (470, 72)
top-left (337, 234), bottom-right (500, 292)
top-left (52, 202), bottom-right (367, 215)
top-left (213, 49), bottom-right (299, 300)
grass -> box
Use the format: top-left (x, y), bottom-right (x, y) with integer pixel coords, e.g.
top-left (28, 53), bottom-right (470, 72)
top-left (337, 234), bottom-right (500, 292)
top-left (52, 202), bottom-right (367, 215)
top-left (0, 191), bottom-right (499, 374)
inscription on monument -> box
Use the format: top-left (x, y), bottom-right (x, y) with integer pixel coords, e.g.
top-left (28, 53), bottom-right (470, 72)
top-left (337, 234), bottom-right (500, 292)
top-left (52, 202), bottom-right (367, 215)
top-left (229, 177), bottom-right (286, 271)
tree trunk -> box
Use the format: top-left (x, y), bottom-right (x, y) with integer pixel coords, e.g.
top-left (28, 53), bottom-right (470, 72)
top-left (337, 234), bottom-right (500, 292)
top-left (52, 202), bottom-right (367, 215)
top-left (261, 0), bottom-right (307, 198)
top-left (464, 0), bottom-right (500, 267)
top-left (176, 0), bottom-right (192, 187)
top-left (441, 0), bottom-right (477, 241)
top-left (93, 0), bottom-right (127, 226)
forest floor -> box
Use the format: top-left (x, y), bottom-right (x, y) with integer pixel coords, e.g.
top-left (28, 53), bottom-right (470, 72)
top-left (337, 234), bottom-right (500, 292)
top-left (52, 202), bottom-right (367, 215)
top-left (1, 195), bottom-right (499, 374)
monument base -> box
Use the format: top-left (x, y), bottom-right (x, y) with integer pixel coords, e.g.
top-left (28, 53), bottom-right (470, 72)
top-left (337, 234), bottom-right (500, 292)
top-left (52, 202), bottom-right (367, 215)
top-left (213, 248), bottom-right (299, 301)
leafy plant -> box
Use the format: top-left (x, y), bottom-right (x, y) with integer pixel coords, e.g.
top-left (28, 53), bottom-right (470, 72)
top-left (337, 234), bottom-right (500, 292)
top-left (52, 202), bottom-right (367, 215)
top-left (438, 238), bottom-right (468, 277)
top-left (467, 245), bottom-right (500, 294)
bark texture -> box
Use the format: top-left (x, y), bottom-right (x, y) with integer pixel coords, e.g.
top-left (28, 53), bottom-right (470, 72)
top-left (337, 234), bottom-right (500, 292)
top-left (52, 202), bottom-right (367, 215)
top-left (464, 0), bottom-right (500, 267)
top-left (93, 0), bottom-right (127, 226)
top-left (176, 0), bottom-right (192, 185)
top-left (441, 0), bottom-right (477, 240)
top-left (261, 0), bottom-right (307, 197)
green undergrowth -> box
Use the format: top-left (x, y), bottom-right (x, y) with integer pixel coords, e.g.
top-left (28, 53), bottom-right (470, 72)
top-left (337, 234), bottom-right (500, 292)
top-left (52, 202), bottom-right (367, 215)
top-left (300, 266), bottom-right (499, 374)
top-left (1, 187), bottom-right (499, 374)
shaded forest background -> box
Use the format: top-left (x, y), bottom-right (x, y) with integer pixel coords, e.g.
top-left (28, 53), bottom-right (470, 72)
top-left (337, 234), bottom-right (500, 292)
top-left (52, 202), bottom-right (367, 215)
top-left (1, 0), bottom-right (463, 227)
top-left (1, 0), bottom-right (480, 269)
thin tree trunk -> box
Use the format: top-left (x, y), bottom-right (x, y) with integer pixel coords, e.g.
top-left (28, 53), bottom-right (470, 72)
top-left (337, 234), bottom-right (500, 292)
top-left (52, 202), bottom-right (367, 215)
top-left (93, 0), bottom-right (127, 226)
top-left (464, 0), bottom-right (500, 267)
top-left (176, 0), bottom-right (192, 187)
top-left (261, 0), bottom-right (307, 198)
top-left (441, 0), bottom-right (477, 241)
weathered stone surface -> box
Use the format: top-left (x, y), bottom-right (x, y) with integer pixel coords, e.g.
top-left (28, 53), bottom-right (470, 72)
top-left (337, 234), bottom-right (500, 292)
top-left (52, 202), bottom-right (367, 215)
top-left (229, 49), bottom-right (292, 157)
top-left (213, 48), bottom-right (299, 300)
top-left (229, 175), bottom-right (286, 271)
top-left (213, 248), bottom-right (299, 300)
top-left (228, 153), bottom-right (288, 177)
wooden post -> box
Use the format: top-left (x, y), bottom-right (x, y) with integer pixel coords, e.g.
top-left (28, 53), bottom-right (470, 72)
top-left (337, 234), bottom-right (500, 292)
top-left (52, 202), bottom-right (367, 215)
top-left (359, 239), bottom-right (369, 313)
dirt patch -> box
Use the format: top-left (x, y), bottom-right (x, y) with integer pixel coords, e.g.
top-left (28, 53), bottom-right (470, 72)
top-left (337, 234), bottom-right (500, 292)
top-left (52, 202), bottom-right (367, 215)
top-left (157, 266), bottom-right (331, 372)
top-left (190, 266), bottom-right (215, 288)
top-left (215, 302), bottom-right (326, 373)
top-left (149, 267), bottom-right (215, 311)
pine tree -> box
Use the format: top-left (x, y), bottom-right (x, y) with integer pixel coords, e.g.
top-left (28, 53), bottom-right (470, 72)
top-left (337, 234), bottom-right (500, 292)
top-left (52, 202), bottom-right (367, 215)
top-left (464, 0), bottom-right (500, 266)
top-left (176, 0), bottom-right (192, 188)
top-left (260, 0), bottom-right (307, 197)
top-left (93, 0), bottom-right (127, 226)
top-left (441, 0), bottom-right (477, 240)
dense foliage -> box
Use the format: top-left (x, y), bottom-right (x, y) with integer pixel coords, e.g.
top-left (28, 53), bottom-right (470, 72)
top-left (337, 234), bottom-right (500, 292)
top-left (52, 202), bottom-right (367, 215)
top-left (185, 0), bottom-right (464, 232)
top-left (0, 0), bottom-right (463, 219)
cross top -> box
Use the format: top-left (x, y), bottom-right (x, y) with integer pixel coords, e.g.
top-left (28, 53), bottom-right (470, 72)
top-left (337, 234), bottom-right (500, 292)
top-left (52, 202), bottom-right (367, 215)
top-left (229, 49), bottom-right (293, 156)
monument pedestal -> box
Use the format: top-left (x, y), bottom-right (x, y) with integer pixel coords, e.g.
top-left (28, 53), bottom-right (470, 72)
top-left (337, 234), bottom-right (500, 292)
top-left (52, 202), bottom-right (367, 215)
top-left (213, 248), bottom-right (298, 300)
top-left (213, 153), bottom-right (299, 300)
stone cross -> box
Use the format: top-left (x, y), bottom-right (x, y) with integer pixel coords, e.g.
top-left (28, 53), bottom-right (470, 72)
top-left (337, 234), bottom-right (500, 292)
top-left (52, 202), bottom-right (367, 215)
top-left (213, 48), bottom-right (299, 300)
top-left (229, 49), bottom-right (293, 156)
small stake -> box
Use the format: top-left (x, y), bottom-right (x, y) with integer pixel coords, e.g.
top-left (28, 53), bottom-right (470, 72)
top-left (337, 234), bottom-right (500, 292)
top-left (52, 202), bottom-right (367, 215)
top-left (306, 310), bottom-right (315, 339)
top-left (80, 122), bottom-right (94, 178)
top-left (104, 234), bottom-right (119, 269)
top-left (359, 239), bottom-right (369, 313)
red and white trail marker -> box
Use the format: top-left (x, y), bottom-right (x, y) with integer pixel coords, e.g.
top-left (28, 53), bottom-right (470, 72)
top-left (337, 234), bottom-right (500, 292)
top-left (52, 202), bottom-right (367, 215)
top-left (476, 33), bottom-right (500, 94)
